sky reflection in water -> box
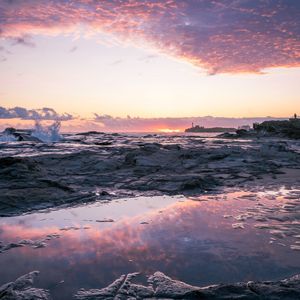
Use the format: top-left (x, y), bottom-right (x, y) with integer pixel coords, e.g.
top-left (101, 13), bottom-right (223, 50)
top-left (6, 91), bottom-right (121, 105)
top-left (0, 192), bottom-right (299, 299)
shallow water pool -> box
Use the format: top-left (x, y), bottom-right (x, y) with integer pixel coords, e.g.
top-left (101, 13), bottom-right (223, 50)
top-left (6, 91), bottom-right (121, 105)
top-left (0, 189), bottom-right (299, 299)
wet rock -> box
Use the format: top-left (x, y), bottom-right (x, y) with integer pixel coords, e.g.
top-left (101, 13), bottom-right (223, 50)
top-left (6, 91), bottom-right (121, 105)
top-left (232, 223), bottom-right (245, 229)
top-left (74, 271), bottom-right (300, 300)
top-left (140, 143), bottom-right (161, 153)
top-left (1, 133), bottom-right (300, 216)
top-left (2, 127), bottom-right (43, 142)
top-left (0, 243), bottom-right (23, 252)
top-left (163, 144), bottom-right (181, 151)
top-left (209, 153), bottom-right (230, 160)
top-left (99, 191), bottom-right (110, 196)
top-left (270, 230), bottom-right (286, 239)
top-left (150, 271), bottom-right (199, 298)
top-left (180, 175), bottom-right (218, 191)
top-left (0, 157), bottom-right (39, 173)
top-left (291, 245), bottom-right (300, 251)
top-left (94, 141), bottom-right (113, 146)
top-left (0, 271), bottom-right (50, 300)
top-left (74, 272), bottom-right (154, 300)
top-left (0, 234), bottom-right (60, 253)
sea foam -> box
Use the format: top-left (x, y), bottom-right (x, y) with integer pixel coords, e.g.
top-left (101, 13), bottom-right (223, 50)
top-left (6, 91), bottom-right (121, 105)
top-left (31, 121), bottom-right (62, 142)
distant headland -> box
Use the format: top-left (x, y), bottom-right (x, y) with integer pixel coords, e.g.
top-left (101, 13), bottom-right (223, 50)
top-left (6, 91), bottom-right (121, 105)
top-left (185, 123), bottom-right (236, 133)
top-left (185, 114), bottom-right (300, 139)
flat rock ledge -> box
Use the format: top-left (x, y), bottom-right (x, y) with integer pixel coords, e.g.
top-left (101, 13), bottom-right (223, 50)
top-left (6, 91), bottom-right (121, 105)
top-left (1, 139), bottom-right (300, 217)
top-left (74, 271), bottom-right (300, 300)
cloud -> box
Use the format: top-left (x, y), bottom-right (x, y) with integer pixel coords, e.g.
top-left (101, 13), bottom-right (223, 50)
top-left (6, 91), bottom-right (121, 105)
top-left (69, 45), bottom-right (78, 53)
top-left (0, 106), bottom-right (73, 121)
top-left (0, 1), bottom-right (299, 73)
top-left (0, 45), bottom-right (12, 61)
top-left (10, 35), bottom-right (36, 47)
top-left (0, 109), bottom-right (289, 132)
top-left (93, 114), bottom-right (286, 132)
top-left (109, 59), bottom-right (123, 66)
top-left (139, 54), bottom-right (158, 63)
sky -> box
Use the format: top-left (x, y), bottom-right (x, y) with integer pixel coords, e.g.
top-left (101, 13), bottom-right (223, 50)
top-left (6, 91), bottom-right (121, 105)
top-left (0, 0), bottom-right (299, 132)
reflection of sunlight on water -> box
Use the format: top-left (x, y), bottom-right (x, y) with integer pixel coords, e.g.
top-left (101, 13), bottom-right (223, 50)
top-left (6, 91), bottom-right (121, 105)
top-left (0, 190), bottom-right (299, 299)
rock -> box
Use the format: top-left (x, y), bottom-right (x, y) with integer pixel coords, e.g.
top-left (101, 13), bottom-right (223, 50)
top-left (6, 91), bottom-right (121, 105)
top-left (180, 176), bottom-right (218, 191)
top-left (0, 234), bottom-right (60, 253)
top-left (254, 119), bottom-right (300, 139)
top-left (1, 131), bottom-right (300, 216)
top-left (2, 127), bottom-right (42, 142)
top-left (74, 271), bottom-right (300, 299)
top-left (150, 271), bottom-right (199, 298)
top-left (163, 144), bottom-right (181, 151)
top-left (232, 223), bottom-right (245, 229)
top-left (291, 245), bottom-right (300, 251)
top-left (0, 271), bottom-right (50, 300)
top-left (74, 272), bottom-right (154, 300)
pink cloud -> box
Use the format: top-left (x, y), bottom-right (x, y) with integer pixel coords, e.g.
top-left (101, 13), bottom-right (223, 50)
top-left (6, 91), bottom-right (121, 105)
top-left (0, 1), bottom-right (299, 73)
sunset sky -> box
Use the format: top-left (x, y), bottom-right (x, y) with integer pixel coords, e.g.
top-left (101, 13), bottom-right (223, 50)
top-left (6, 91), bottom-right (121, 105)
top-left (0, 0), bottom-right (299, 132)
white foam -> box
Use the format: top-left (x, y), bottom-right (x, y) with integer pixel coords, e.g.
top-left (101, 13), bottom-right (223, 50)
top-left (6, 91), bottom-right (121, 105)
top-left (31, 121), bottom-right (62, 143)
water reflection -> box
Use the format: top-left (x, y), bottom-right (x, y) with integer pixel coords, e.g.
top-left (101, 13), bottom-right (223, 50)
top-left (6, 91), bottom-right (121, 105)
top-left (0, 193), bottom-right (299, 299)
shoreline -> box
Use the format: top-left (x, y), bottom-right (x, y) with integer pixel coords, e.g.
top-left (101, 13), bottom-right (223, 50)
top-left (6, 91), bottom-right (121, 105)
top-left (0, 134), bottom-right (299, 217)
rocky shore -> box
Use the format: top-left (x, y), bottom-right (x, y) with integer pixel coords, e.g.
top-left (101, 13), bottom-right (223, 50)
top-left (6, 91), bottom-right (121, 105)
top-left (0, 132), bottom-right (299, 216)
top-left (219, 118), bottom-right (300, 139)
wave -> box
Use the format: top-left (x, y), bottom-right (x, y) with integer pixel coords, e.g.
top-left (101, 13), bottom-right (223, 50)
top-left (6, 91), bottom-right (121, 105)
top-left (31, 121), bottom-right (62, 143)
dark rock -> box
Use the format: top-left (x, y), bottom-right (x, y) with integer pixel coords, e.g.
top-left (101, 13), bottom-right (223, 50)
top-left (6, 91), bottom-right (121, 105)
top-left (94, 141), bottom-right (113, 145)
top-left (254, 118), bottom-right (300, 139)
top-left (2, 128), bottom-right (42, 142)
top-left (3, 127), bottom-right (17, 135)
top-left (1, 132), bottom-right (299, 216)
top-left (163, 144), bottom-right (181, 151)
top-left (181, 176), bottom-right (218, 191)
top-left (76, 131), bottom-right (105, 135)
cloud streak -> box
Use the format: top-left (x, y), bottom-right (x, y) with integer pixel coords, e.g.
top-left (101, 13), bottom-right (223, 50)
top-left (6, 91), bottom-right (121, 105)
top-left (93, 114), bottom-right (286, 132)
top-left (69, 45), bottom-right (78, 53)
top-left (0, 106), bottom-right (73, 121)
top-left (0, 106), bottom-right (288, 132)
top-left (10, 35), bottom-right (36, 47)
top-left (0, 1), bottom-right (299, 73)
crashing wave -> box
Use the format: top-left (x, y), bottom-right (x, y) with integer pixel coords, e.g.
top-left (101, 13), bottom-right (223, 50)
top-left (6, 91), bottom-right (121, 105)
top-left (31, 121), bottom-right (62, 143)
top-left (0, 121), bottom-right (62, 143)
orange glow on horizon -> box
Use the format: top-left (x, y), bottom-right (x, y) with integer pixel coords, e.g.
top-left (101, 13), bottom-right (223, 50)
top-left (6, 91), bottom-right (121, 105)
top-left (158, 128), bottom-right (182, 133)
